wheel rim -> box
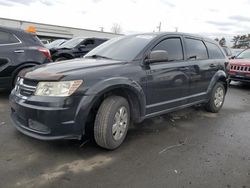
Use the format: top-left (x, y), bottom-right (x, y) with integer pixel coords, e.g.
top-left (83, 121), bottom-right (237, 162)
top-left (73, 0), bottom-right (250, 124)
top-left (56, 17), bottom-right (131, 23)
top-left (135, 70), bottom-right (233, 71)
top-left (214, 87), bottom-right (224, 108)
top-left (112, 106), bottom-right (128, 141)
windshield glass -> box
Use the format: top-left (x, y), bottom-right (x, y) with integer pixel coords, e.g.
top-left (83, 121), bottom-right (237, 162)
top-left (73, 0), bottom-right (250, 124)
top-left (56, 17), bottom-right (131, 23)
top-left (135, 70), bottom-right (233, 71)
top-left (59, 38), bottom-right (85, 48)
top-left (236, 49), bottom-right (250, 59)
top-left (85, 34), bottom-right (156, 61)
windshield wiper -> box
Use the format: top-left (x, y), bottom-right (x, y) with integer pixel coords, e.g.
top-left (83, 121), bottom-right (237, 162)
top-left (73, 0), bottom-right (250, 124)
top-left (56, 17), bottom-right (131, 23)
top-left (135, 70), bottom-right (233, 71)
top-left (86, 54), bottom-right (113, 60)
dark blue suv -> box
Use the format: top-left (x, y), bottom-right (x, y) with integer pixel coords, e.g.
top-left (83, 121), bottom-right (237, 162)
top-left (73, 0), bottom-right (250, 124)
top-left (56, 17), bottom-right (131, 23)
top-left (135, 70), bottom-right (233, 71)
top-left (0, 26), bottom-right (51, 89)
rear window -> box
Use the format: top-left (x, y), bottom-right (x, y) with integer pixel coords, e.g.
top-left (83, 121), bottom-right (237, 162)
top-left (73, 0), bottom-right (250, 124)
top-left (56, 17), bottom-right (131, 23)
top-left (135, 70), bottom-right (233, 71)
top-left (0, 30), bottom-right (20, 44)
top-left (185, 38), bottom-right (208, 60)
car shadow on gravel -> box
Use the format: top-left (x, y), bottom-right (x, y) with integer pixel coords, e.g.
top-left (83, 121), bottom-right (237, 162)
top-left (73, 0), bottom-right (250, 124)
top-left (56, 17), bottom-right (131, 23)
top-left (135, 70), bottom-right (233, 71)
top-left (0, 89), bottom-right (10, 99)
top-left (229, 81), bottom-right (250, 90)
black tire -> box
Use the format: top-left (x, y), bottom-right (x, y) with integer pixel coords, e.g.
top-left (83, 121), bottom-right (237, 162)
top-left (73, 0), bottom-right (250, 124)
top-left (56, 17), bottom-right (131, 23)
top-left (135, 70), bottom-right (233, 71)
top-left (55, 57), bottom-right (68, 62)
top-left (94, 96), bottom-right (130, 150)
top-left (205, 82), bottom-right (225, 113)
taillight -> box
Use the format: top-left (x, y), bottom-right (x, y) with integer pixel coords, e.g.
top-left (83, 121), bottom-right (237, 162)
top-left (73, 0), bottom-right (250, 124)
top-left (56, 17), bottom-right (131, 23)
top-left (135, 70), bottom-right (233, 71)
top-left (38, 48), bottom-right (51, 60)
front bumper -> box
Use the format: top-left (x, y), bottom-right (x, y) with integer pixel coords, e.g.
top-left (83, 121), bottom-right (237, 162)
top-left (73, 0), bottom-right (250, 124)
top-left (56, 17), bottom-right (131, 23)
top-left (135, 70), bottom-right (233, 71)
top-left (229, 73), bottom-right (250, 82)
top-left (9, 91), bottom-right (86, 140)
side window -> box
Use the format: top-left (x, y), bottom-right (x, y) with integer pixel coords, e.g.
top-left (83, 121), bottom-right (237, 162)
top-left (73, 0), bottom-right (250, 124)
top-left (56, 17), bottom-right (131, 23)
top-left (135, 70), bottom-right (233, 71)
top-left (152, 38), bottom-right (184, 61)
top-left (205, 42), bottom-right (225, 59)
top-left (185, 38), bottom-right (208, 60)
top-left (0, 31), bottom-right (19, 45)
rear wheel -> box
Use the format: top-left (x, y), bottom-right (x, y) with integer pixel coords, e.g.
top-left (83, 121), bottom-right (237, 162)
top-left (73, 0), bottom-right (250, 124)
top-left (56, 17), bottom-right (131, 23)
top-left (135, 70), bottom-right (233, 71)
top-left (94, 96), bottom-right (130, 150)
top-left (205, 82), bottom-right (225, 113)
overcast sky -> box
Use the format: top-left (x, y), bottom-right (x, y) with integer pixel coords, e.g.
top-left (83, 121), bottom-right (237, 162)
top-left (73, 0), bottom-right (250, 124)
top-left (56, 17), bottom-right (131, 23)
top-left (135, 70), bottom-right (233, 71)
top-left (0, 0), bottom-right (250, 40)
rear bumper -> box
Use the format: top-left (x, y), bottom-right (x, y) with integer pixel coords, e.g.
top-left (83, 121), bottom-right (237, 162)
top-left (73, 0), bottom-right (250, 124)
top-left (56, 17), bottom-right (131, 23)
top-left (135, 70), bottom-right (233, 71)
top-left (9, 91), bottom-right (89, 140)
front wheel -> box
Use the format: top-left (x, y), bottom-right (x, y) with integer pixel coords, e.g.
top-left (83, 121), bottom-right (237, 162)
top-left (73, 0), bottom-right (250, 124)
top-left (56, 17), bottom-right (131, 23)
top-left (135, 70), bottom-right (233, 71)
top-left (205, 82), bottom-right (225, 113)
top-left (94, 96), bottom-right (130, 150)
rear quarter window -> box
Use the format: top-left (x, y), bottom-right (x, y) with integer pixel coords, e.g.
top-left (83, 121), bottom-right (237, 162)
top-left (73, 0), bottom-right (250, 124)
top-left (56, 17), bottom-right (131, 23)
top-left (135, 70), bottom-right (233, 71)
top-left (205, 42), bottom-right (225, 59)
top-left (0, 30), bottom-right (20, 45)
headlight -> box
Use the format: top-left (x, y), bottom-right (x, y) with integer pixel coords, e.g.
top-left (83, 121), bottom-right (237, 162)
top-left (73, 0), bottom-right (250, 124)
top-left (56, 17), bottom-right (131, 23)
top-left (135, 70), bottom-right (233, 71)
top-left (35, 80), bottom-right (83, 97)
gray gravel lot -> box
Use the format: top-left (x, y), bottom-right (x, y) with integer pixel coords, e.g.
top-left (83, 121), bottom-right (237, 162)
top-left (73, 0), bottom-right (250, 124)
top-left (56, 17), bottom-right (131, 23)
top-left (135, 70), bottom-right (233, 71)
top-left (0, 82), bottom-right (250, 188)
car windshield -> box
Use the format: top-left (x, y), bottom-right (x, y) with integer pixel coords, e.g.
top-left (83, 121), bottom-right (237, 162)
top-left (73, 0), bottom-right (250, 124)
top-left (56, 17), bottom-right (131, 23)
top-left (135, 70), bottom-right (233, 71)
top-left (236, 49), bottom-right (250, 59)
top-left (85, 34), bottom-right (156, 61)
top-left (45, 39), bottom-right (66, 49)
top-left (59, 38), bottom-right (85, 48)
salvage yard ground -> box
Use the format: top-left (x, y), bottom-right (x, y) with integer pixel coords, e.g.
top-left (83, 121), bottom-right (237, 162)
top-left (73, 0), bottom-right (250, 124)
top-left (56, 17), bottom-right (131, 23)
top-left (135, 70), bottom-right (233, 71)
top-left (0, 82), bottom-right (250, 188)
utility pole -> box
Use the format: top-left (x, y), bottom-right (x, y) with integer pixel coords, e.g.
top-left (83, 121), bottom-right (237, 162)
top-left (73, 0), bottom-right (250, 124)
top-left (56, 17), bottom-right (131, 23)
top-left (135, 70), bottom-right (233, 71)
top-left (175, 27), bottom-right (178, 32)
top-left (157, 22), bottom-right (161, 32)
top-left (100, 27), bottom-right (104, 32)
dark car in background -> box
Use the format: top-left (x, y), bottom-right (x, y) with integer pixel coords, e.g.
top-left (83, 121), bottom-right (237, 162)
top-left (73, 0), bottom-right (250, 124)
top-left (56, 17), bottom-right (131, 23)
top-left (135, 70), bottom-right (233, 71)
top-left (51, 37), bottom-right (108, 61)
top-left (228, 48), bottom-right (250, 83)
top-left (0, 26), bottom-right (51, 89)
top-left (10, 33), bottom-right (228, 150)
top-left (45, 39), bottom-right (67, 49)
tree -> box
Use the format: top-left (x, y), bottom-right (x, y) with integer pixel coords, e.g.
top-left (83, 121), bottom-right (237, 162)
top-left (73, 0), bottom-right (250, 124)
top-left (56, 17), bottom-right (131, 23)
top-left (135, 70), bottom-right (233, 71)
top-left (111, 23), bottom-right (122, 34)
top-left (219, 37), bottom-right (226, 46)
top-left (214, 38), bottom-right (219, 42)
top-left (232, 35), bottom-right (240, 47)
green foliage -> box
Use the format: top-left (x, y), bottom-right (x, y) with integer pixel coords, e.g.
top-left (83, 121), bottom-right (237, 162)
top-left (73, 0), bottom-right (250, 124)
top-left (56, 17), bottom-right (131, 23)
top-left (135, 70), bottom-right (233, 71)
top-left (232, 34), bottom-right (250, 48)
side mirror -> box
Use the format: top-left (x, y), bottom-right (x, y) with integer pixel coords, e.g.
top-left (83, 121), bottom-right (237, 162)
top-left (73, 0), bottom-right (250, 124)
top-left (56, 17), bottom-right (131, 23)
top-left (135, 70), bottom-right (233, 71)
top-left (231, 56), bottom-right (235, 59)
top-left (145, 50), bottom-right (168, 64)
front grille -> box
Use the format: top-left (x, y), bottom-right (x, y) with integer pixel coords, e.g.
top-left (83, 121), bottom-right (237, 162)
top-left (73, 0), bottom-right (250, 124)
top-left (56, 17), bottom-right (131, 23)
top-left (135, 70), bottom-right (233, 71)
top-left (230, 65), bottom-right (250, 72)
top-left (15, 78), bottom-right (37, 98)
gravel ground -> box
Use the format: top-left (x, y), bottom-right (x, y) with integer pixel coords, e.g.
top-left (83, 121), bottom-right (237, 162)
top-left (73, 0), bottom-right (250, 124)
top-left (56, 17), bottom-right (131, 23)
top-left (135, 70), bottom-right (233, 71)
top-left (0, 82), bottom-right (250, 188)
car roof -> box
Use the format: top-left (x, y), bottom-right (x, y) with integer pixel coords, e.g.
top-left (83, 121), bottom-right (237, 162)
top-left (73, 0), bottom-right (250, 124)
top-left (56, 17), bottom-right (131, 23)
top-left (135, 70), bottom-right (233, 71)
top-left (0, 26), bottom-right (29, 35)
top-left (131, 32), bottom-right (217, 44)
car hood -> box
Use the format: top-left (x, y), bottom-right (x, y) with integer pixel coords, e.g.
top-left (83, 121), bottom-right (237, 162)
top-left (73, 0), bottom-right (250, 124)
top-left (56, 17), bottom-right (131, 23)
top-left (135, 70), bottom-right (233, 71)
top-left (21, 58), bottom-right (127, 81)
top-left (229, 59), bottom-right (250, 66)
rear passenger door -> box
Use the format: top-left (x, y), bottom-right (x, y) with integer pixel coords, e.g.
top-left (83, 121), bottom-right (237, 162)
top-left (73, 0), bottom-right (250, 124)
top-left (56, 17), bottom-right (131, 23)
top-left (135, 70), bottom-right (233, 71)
top-left (146, 36), bottom-right (190, 115)
top-left (184, 37), bottom-right (220, 103)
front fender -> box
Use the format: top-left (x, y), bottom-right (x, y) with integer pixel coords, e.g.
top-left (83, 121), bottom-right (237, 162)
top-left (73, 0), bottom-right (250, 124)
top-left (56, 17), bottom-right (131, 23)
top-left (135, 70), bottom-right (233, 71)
top-left (74, 77), bottom-right (146, 133)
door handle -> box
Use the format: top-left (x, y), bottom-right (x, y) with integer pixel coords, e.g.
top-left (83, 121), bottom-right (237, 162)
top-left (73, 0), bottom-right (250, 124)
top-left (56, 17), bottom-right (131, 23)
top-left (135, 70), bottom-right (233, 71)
top-left (209, 64), bottom-right (217, 68)
top-left (14, 50), bottom-right (24, 53)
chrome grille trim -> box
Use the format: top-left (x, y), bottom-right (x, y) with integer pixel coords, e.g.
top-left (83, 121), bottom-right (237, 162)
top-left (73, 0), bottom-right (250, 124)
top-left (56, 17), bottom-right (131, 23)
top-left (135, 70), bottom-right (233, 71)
top-left (230, 65), bottom-right (250, 72)
top-left (15, 78), bottom-right (37, 98)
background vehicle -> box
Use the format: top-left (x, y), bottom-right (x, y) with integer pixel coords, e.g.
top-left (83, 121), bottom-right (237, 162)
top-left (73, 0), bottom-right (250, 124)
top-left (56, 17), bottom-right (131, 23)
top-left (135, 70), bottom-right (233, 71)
top-left (228, 48), bottom-right (250, 83)
top-left (0, 26), bottom-right (51, 89)
top-left (40, 39), bottom-right (50, 45)
top-left (231, 48), bottom-right (244, 57)
top-left (51, 37), bottom-right (108, 61)
top-left (10, 33), bottom-right (228, 150)
top-left (45, 39), bottom-right (67, 49)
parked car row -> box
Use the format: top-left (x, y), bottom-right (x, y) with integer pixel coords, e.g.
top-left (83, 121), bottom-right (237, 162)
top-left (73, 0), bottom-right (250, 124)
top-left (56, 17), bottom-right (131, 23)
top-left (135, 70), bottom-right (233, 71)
top-left (0, 26), bottom-right (108, 89)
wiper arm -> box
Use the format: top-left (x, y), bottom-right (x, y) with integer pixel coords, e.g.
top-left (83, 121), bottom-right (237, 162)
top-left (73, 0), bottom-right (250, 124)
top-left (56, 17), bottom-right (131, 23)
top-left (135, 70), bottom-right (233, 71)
top-left (86, 54), bottom-right (113, 60)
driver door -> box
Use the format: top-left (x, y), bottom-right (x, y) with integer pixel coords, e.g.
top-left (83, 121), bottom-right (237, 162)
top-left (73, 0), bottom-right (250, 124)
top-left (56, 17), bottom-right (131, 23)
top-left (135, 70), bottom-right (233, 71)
top-left (145, 36), bottom-right (190, 115)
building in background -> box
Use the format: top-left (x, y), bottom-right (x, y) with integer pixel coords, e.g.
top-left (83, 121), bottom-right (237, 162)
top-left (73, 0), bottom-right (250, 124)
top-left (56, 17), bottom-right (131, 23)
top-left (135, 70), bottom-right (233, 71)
top-left (0, 17), bottom-right (121, 41)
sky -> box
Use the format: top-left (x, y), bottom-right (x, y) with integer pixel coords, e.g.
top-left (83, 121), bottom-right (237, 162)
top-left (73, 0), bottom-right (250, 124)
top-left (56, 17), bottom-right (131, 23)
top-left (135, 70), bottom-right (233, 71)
top-left (0, 0), bottom-right (250, 41)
